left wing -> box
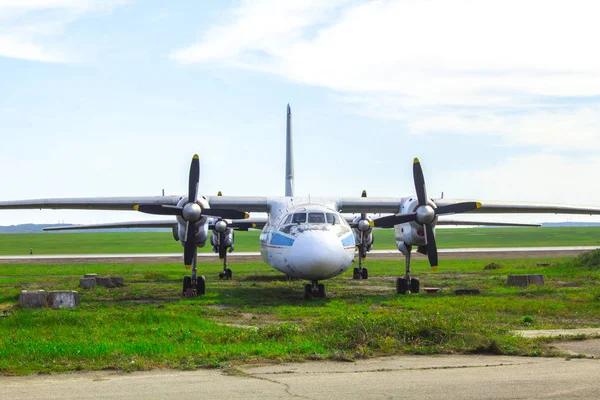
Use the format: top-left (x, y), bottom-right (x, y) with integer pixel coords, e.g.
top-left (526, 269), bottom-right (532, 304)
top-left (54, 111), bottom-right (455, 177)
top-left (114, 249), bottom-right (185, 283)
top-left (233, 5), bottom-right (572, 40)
top-left (337, 197), bottom-right (600, 216)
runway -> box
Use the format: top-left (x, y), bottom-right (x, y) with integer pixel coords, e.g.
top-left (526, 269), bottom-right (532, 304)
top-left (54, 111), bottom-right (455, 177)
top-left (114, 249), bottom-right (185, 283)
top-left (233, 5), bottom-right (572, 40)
top-left (2, 354), bottom-right (599, 400)
top-left (0, 246), bottom-right (598, 264)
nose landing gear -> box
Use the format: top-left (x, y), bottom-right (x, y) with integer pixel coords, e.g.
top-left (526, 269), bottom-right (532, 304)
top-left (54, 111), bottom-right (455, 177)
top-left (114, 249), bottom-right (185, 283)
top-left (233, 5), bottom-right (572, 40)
top-left (218, 252), bottom-right (233, 280)
top-left (183, 254), bottom-right (206, 297)
top-left (303, 280), bottom-right (325, 300)
top-left (396, 244), bottom-right (420, 295)
top-left (353, 244), bottom-right (369, 280)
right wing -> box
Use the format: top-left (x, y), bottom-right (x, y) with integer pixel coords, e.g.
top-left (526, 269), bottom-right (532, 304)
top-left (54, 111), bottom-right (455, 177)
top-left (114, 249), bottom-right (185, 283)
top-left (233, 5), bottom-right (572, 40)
top-left (43, 217), bottom-right (268, 232)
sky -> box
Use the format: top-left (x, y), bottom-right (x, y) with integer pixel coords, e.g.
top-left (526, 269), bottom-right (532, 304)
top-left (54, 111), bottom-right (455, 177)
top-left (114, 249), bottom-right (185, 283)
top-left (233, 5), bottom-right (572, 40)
top-left (1, 0), bottom-right (600, 226)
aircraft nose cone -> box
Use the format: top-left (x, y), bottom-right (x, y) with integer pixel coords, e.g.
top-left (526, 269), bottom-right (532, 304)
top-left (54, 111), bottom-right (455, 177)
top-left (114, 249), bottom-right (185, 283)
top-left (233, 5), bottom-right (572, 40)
top-left (290, 230), bottom-right (345, 279)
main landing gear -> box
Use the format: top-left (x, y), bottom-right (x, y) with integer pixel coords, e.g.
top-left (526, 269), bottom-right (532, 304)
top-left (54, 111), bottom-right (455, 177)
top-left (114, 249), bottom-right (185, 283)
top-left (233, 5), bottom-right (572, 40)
top-left (303, 280), bottom-right (325, 300)
top-left (397, 244), bottom-right (420, 295)
top-left (218, 252), bottom-right (233, 280)
top-left (183, 254), bottom-right (205, 297)
top-left (353, 244), bottom-right (369, 280)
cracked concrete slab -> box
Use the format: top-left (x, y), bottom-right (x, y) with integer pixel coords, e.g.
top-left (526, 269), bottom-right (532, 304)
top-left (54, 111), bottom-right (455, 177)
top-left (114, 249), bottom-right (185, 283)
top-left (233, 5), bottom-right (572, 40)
top-left (1, 355), bottom-right (600, 399)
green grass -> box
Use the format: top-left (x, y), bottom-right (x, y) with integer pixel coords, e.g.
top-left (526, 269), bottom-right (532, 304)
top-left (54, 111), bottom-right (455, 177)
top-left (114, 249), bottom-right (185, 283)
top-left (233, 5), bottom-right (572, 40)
top-left (1, 226), bottom-right (600, 255)
top-left (1, 250), bottom-right (600, 375)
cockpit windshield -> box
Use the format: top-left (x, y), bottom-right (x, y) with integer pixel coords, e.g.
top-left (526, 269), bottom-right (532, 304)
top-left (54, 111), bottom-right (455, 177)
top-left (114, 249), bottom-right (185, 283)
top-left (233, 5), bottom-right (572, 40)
top-left (307, 212), bottom-right (325, 223)
top-left (292, 213), bottom-right (306, 224)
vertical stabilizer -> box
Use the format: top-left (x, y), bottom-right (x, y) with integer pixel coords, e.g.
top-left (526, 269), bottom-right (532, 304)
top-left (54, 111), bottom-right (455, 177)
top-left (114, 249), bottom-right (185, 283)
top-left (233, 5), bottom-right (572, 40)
top-left (285, 104), bottom-right (294, 197)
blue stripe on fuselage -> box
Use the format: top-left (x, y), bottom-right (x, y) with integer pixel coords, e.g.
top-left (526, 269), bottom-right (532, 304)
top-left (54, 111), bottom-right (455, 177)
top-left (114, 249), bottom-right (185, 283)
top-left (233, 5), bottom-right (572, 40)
top-left (341, 233), bottom-right (355, 247)
top-left (270, 232), bottom-right (295, 247)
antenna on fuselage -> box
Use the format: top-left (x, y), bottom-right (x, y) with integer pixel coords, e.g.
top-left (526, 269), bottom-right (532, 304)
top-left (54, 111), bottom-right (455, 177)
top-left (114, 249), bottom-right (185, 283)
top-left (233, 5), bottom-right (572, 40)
top-left (285, 103), bottom-right (294, 197)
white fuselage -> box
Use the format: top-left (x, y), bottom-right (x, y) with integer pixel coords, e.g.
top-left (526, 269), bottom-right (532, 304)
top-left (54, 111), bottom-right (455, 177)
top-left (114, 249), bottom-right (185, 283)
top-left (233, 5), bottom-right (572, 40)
top-left (259, 201), bottom-right (356, 280)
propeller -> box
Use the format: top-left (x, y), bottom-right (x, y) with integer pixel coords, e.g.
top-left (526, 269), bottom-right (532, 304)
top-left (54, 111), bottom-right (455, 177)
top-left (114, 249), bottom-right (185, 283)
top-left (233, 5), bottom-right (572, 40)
top-left (134, 154), bottom-right (248, 269)
top-left (373, 158), bottom-right (481, 269)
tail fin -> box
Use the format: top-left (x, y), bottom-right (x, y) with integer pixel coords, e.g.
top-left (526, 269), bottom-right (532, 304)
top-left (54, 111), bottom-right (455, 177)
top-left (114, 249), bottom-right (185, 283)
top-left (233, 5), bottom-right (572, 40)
top-left (285, 104), bottom-right (294, 197)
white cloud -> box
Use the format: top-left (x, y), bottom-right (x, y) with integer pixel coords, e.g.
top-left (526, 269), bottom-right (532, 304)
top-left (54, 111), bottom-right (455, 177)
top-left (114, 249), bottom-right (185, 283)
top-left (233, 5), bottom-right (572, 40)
top-left (172, 0), bottom-right (600, 150)
top-left (0, 0), bottom-right (127, 62)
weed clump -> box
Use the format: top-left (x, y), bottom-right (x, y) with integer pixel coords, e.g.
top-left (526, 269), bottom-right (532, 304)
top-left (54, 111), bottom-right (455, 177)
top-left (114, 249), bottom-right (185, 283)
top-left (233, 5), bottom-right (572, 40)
top-left (484, 263), bottom-right (503, 270)
top-left (574, 249), bottom-right (600, 270)
top-left (520, 315), bottom-right (535, 325)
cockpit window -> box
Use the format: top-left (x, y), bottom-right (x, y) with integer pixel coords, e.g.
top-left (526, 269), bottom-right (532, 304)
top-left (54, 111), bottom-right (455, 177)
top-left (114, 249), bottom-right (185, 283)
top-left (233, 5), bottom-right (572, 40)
top-left (326, 213), bottom-right (340, 225)
top-left (281, 214), bottom-right (293, 226)
top-left (292, 213), bottom-right (306, 224)
top-left (308, 212), bottom-right (325, 223)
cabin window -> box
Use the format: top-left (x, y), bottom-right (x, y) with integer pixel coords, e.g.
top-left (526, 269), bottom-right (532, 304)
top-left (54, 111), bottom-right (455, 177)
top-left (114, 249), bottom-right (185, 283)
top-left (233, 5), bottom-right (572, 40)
top-left (326, 213), bottom-right (340, 225)
top-left (292, 213), bottom-right (306, 224)
top-left (307, 212), bottom-right (325, 223)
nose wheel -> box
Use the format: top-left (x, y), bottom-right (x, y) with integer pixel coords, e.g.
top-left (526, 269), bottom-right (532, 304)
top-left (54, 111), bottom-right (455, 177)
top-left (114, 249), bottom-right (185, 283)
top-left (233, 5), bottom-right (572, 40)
top-left (303, 281), bottom-right (325, 300)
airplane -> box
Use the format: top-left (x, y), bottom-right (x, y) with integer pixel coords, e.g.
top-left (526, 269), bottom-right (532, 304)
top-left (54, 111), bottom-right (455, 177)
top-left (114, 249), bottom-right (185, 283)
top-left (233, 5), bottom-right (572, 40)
top-left (3, 104), bottom-right (600, 299)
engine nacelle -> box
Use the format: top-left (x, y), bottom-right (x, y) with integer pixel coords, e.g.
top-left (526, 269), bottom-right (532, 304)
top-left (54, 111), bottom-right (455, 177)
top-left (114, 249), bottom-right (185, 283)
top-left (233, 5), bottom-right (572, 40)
top-left (177, 220), bottom-right (209, 247)
top-left (352, 216), bottom-right (374, 252)
top-left (211, 226), bottom-right (234, 253)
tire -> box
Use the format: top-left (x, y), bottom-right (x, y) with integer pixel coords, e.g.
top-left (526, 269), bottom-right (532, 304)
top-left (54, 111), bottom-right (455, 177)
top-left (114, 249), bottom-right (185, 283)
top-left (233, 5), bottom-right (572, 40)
top-left (195, 276), bottom-right (206, 295)
top-left (182, 276), bottom-right (192, 295)
top-left (361, 268), bottom-right (369, 280)
top-left (317, 283), bottom-right (325, 298)
top-left (303, 284), bottom-right (313, 300)
top-left (225, 268), bottom-right (233, 280)
top-left (396, 277), bottom-right (408, 295)
top-left (410, 278), bottom-right (420, 294)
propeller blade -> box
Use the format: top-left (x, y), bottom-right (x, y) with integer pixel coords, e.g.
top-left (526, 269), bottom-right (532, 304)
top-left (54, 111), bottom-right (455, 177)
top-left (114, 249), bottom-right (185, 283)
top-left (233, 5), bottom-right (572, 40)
top-left (435, 202), bottom-right (481, 216)
top-left (360, 190), bottom-right (367, 220)
top-left (424, 223), bottom-right (438, 269)
top-left (188, 154), bottom-right (200, 203)
top-left (372, 212), bottom-right (417, 228)
top-left (135, 204), bottom-right (182, 216)
top-left (202, 209), bottom-right (249, 220)
top-left (413, 158), bottom-right (428, 206)
top-left (184, 221), bottom-right (196, 268)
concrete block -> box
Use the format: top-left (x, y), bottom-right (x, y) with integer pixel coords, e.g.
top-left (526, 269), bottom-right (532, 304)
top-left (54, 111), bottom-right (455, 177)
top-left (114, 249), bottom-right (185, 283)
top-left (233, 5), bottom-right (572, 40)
top-left (79, 277), bottom-right (96, 289)
top-left (110, 277), bottom-right (124, 287)
top-left (507, 274), bottom-right (545, 287)
top-left (528, 274), bottom-right (545, 286)
top-left (507, 275), bottom-right (530, 287)
top-left (19, 290), bottom-right (47, 309)
top-left (47, 291), bottom-right (80, 309)
top-left (95, 277), bottom-right (115, 288)
top-left (84, 273), bottom-right (98, 278)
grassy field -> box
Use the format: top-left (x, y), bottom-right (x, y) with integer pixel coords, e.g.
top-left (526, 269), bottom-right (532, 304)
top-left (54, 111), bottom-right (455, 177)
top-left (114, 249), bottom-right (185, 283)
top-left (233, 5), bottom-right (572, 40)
top-left (1, 226), bottom-right (600, 255)
top-left (1, 250), bottom-right (600, 375)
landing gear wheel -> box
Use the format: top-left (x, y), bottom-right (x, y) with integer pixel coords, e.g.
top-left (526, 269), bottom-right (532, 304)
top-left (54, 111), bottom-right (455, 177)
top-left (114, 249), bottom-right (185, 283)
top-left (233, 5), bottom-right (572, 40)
top-left (353, 267), bottom-right (361, 280)
top-left (303, 284), bottom-right (313, 300)
top-left (218, 272), bottom-right (225, 279)
top-left (396, 277), bottom-right (408, 295)
top-left (225, 268), bottom-right (233, 280)
top-left (410, 277), bottom-right (420, 294)
top-left (361, 268), bottom-right (369, 280)
top-left (194, 276), bottom-right (206, 296)
top-left (316, 283), bottom-right (325, 298)
top-left (182, 276), bottom-right (192, 295)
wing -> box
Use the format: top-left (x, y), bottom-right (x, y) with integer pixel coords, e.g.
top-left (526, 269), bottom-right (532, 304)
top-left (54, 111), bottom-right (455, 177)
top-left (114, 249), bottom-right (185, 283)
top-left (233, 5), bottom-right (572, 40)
top-left (436, 220), bottom-right (540, 227)
top-left (337, 196), bottom-right (600, 216)
top-left (433, 199), bottom-right (600, 215)
top-left (43, 216), bottom-right (268, 232)
top-left (43, 220), bottom-right (177, 231)
top-left (0, 195), bottom-right (270, 213)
